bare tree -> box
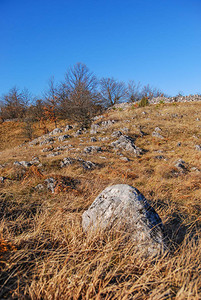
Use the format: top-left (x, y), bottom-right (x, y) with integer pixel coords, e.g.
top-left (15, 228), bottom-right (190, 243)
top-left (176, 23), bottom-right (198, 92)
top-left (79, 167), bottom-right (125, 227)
top-left (141, 84), bottom-right (163, 99)
top-left (32, 99), bottom-right (45, 122)
top-left (59, 63), bottom-right (101, 127)
top-left (99, 77), bottom-right (127, 107)
top-left (57, 82), bottom-right (70, 118)
top-left (44, 77), bottom-right (59, 128)
top-left (127, 80), bottom-right (141, 102)
top-left (0, 87), bottom-right (30, 120)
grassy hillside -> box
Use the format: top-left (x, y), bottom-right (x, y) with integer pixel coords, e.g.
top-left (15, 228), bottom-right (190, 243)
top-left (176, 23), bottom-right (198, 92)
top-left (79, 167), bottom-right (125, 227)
top-left (0, 101), bottom-right (201, 299)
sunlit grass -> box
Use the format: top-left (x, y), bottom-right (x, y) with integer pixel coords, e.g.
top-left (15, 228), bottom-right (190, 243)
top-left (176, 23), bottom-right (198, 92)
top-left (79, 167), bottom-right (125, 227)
top-left (0, 101), bottom-right (200, 298)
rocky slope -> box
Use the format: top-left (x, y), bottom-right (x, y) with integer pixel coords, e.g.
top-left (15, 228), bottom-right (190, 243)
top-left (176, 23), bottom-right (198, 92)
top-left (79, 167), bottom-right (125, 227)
top-left (0, 100), bottom-right (200, 299)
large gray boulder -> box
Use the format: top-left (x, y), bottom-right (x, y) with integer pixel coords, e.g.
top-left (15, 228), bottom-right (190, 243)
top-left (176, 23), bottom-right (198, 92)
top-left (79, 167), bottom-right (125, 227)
top-left (82, 184), bottom-right (165, 255)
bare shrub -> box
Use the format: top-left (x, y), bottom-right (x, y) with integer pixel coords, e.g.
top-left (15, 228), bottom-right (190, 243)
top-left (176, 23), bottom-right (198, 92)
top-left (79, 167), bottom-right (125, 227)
top-left (138, 96), bottom-right (149, 107)
top-left (127, 80), bottom-right (141, 102)
top-left (100, 77), bottom-right (127, 107)
top-left (0, 87), bottom-right (30, 120)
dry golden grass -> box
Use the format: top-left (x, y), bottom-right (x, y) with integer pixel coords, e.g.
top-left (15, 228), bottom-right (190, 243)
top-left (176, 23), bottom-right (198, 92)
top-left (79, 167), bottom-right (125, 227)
top-left (0, 119), bottom-right (68, 152)
top-left (0, 101), bottom-right (201, 299)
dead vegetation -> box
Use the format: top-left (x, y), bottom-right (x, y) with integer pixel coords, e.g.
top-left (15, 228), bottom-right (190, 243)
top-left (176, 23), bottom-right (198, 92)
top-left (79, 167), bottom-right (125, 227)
top-left (0, 101), bottom-right (201, 299)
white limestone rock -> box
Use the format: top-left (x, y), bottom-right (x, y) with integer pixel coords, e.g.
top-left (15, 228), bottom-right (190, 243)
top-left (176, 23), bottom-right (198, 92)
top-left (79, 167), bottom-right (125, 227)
top-left (111, 131), bottom-right (123, 138)
top-left (64, 125), bottom-right (73, 132)
top-left (90, 137), bottom-right (97, 142)
top-left (111, 135), bottom-right (143, 156)
top-left (82, 184), bottom-right (165, 256)
top-left (49, 128), bottom-right (63, 135)
top-left (60, 157), bottom-right (76, 167)
top-left (90, 124), bottom-right (100, 135)
top-left (101, 120), bottom-right (116, 127)
top-left (84, 146), bottom-right (102, 153)
top-left (152, 131), bottom-right (164, 139)
top-left (0, 176), bottom-right (5, 183)
top-left (58, 135), bottom-right (71, 142)
top-left (14, 161), bottom-right (32, 168)
top-left (44, 177), bottom-right (57, 193)
top-left (40, 137), bottom-right (55, 145)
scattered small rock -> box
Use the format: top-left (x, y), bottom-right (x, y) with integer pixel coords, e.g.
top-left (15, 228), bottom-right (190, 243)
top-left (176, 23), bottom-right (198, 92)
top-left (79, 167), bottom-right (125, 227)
top-left (64, 125), bottom-right (73, 132)
top-left (154, 155), bottom-right (166, 160)
top-left (56, 145), bottom-right (69, 151)
top-left (99, 137), bottom-right (109, 142)
top-left (154, 127), bottom-right (162, 132)
top-left (49, 128), bottom-right (63, 135)
top-left (191, 167), bottom-right (200, 172)
top-left (75, 129), bottom-right (83, 137)
top-left (120, 156), bottom-right (130, 161)
top-left (111, 131), bottom-right (123, 138)
top-left (42, 146), bottom-right (54, 152)
top-left (91, 137), bottom-right (97, 142)
top-left (60, 157), bottom-right (76, 167)
top-left (40, 137), bottom-right (54, 145)
top-left (47, 152), bottom-right (61, 157)
top-left (174, 159), bottom-right (187, 172)
top-left (84, 146), bottom-right (102, 153)
top-left (44, 177), bottom-right (57, 193)
top-left (60, 157), bottom-right (97, 170)
top-left (101, 120), bottom-right (116, 127)
top-left (195, 145), bottom-right (201, 151)
top-left (80, 160), bottom-right (97, 170)
top-left (93, 115), bottom-right (104, 121)
top-left (138, 126), bottom-right (146, 137)
top-left (121, 127), bottom-right (129, 133)
top-left (14, 161), bottom-right (32, 168)
top-left (111, 135), bottom-right (143, 156)
top-left (35, 183), bottom-right (45, 191)
top-left (0, 176), bottom-right (5, 183)
top-left (90, 124), bottom-right (100, 135)
top-left (58, 135), bottom-right (71, 142)
top-left (29, 138), bottom-right (40, 146)
top-left (30, 157), bottom-right (40, 164)
top-left (152, 131), bottom-right (164, 139)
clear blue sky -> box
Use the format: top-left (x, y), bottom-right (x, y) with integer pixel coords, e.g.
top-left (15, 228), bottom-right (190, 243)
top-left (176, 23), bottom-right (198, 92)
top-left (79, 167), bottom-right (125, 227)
top-left (0, 0), bottom-right (201, 98)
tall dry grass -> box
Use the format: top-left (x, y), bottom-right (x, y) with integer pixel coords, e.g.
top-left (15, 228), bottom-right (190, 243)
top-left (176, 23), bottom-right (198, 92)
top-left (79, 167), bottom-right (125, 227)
top-left (0, 194), bottom-right (200, 299)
